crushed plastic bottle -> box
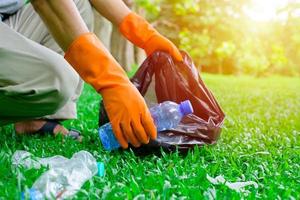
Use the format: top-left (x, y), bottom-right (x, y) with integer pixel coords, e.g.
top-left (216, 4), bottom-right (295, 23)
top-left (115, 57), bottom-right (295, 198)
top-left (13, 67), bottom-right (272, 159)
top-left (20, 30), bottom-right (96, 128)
top-left (12, 150), bottom-right (69, 169)
top-left (13, 151), bottom-right (105, 200)
top-left (99, 100), bottom-right (193, 151)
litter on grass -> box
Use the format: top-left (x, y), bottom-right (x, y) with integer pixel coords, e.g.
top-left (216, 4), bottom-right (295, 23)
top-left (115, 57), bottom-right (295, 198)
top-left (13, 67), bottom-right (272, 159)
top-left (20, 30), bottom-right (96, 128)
top-left (206, 174), bottom-right (258, 193)
top-left (12, 150), bottom-right (69, 169)
top-left (12, 150), bottom-right (104, 200)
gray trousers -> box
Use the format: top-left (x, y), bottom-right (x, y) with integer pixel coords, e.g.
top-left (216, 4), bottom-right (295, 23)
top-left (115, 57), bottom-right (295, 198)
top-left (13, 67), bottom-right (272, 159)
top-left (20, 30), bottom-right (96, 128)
top-left (0, 0), bottom-right (94, 126)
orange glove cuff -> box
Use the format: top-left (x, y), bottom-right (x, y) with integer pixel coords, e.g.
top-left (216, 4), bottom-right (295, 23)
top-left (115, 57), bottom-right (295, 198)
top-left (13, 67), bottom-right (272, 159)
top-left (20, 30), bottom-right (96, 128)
top-left (64, 33), bottom-right (129, 93)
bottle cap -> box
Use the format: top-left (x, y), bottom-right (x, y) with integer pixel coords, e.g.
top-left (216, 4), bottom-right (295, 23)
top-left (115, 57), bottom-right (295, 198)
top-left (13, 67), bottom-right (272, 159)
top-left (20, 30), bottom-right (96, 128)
top-left (179, 100), bottom-right (193, 116)
top-left (98, 126), bottom-right (111, 151)
top-left (97, 162), bottom-right (105, 177)
top-left (21, 188), bottom-right (43, 200)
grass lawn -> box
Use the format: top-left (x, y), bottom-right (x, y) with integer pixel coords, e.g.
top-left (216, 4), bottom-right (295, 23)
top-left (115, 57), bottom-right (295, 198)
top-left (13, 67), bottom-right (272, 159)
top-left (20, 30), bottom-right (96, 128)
top-left (0, 74), bottom-right (299, 199)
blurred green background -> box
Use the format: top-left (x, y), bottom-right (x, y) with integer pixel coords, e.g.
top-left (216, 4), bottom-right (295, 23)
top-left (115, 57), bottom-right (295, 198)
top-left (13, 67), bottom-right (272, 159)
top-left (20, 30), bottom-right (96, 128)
top-left (134, 0), bottom-right (300, 76)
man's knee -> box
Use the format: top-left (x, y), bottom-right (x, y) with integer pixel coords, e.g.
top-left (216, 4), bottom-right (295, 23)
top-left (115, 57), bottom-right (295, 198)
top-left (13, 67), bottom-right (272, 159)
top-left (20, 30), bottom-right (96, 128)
top-left (0, 58), bottom-right (80, 121)
top-left (45, 57), bottom-right (80, 112)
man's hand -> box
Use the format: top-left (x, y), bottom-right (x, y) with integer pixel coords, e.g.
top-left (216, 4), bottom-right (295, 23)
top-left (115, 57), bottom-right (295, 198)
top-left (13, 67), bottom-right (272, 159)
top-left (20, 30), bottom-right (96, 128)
top-left (65, 33), bottom-right (157, 148)
top-left (119, 12), bottom-right (183, 62)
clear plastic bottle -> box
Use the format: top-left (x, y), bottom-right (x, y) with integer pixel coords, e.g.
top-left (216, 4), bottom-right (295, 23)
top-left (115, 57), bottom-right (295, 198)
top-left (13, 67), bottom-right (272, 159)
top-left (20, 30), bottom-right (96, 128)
top-left (149, 100), bottom-right (193, 131)
top-left (14, 151), bottom-right (105, 200)
top-left (99, 100), bottom-right (193, 151)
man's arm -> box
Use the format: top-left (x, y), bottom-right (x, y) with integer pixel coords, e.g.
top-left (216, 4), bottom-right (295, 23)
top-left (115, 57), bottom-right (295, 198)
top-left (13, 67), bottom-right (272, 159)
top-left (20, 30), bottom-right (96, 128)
top-left (30, 0), bottom-right (157, 148)
top-left (89, 0), bottom-right (131, 25)
top-left (31, 0), bottom-right (89, 51)
top-left (89, 0), bottom-right (183, 61)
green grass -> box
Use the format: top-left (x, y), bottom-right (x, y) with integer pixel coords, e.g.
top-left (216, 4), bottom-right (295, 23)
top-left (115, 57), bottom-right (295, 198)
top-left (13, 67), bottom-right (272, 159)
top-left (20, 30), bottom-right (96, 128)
top-left (0, 74), bottom-right (299, 199)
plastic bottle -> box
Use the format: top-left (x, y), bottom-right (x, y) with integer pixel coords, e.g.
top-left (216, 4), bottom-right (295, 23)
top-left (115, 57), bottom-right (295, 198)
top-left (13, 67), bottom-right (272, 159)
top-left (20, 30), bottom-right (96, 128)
top-left (99, 100), bottom-right (193, 151)
top-left (12, 150), bottom-right (69, 169)
top-left (14, 151), bottom-right (105, 200)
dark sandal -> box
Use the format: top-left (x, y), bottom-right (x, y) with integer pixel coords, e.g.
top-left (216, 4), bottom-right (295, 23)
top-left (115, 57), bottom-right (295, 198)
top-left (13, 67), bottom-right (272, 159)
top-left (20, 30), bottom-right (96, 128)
top-left (37, 120), bottom-right (82, 140)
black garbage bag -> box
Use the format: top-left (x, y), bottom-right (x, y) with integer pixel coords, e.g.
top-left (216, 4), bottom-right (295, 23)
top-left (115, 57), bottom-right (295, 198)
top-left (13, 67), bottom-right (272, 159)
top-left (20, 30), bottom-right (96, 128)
top-left (99, 51), bottom-right (225, 151)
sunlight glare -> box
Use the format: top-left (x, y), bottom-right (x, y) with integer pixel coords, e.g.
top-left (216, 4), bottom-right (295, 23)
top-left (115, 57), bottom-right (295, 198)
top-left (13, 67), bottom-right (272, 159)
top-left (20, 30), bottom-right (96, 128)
top-left (244, 0), bottom-right (288, 21)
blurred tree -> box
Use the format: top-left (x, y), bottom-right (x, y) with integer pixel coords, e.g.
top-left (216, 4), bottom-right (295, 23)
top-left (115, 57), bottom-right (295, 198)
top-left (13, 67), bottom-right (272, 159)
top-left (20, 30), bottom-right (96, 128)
top-left (135, 0), bottom-right (300, 76)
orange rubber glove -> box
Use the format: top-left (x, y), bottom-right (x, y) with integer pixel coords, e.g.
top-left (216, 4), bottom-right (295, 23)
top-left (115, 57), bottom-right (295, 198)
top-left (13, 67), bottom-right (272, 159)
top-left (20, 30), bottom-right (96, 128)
top-left (119, 12), bottom-right (183, 62)
top-left (65, 33), bottom-right (156, 148)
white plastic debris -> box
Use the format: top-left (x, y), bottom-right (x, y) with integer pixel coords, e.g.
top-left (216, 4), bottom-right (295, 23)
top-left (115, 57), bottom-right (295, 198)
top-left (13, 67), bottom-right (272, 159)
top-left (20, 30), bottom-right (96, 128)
top-left (206, 174), bottom-right (258, 193)
top-left (12, 150), bottom-right (69, 169)
top-left (203, 187), bottom-right (217, 200)
top-left (13, 150), bottom-right (104, 200)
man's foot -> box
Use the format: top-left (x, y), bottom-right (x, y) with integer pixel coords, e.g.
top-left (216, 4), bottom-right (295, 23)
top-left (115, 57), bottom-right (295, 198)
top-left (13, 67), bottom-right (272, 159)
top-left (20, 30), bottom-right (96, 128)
top-left (14, 120), bottom-right (69, 135)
